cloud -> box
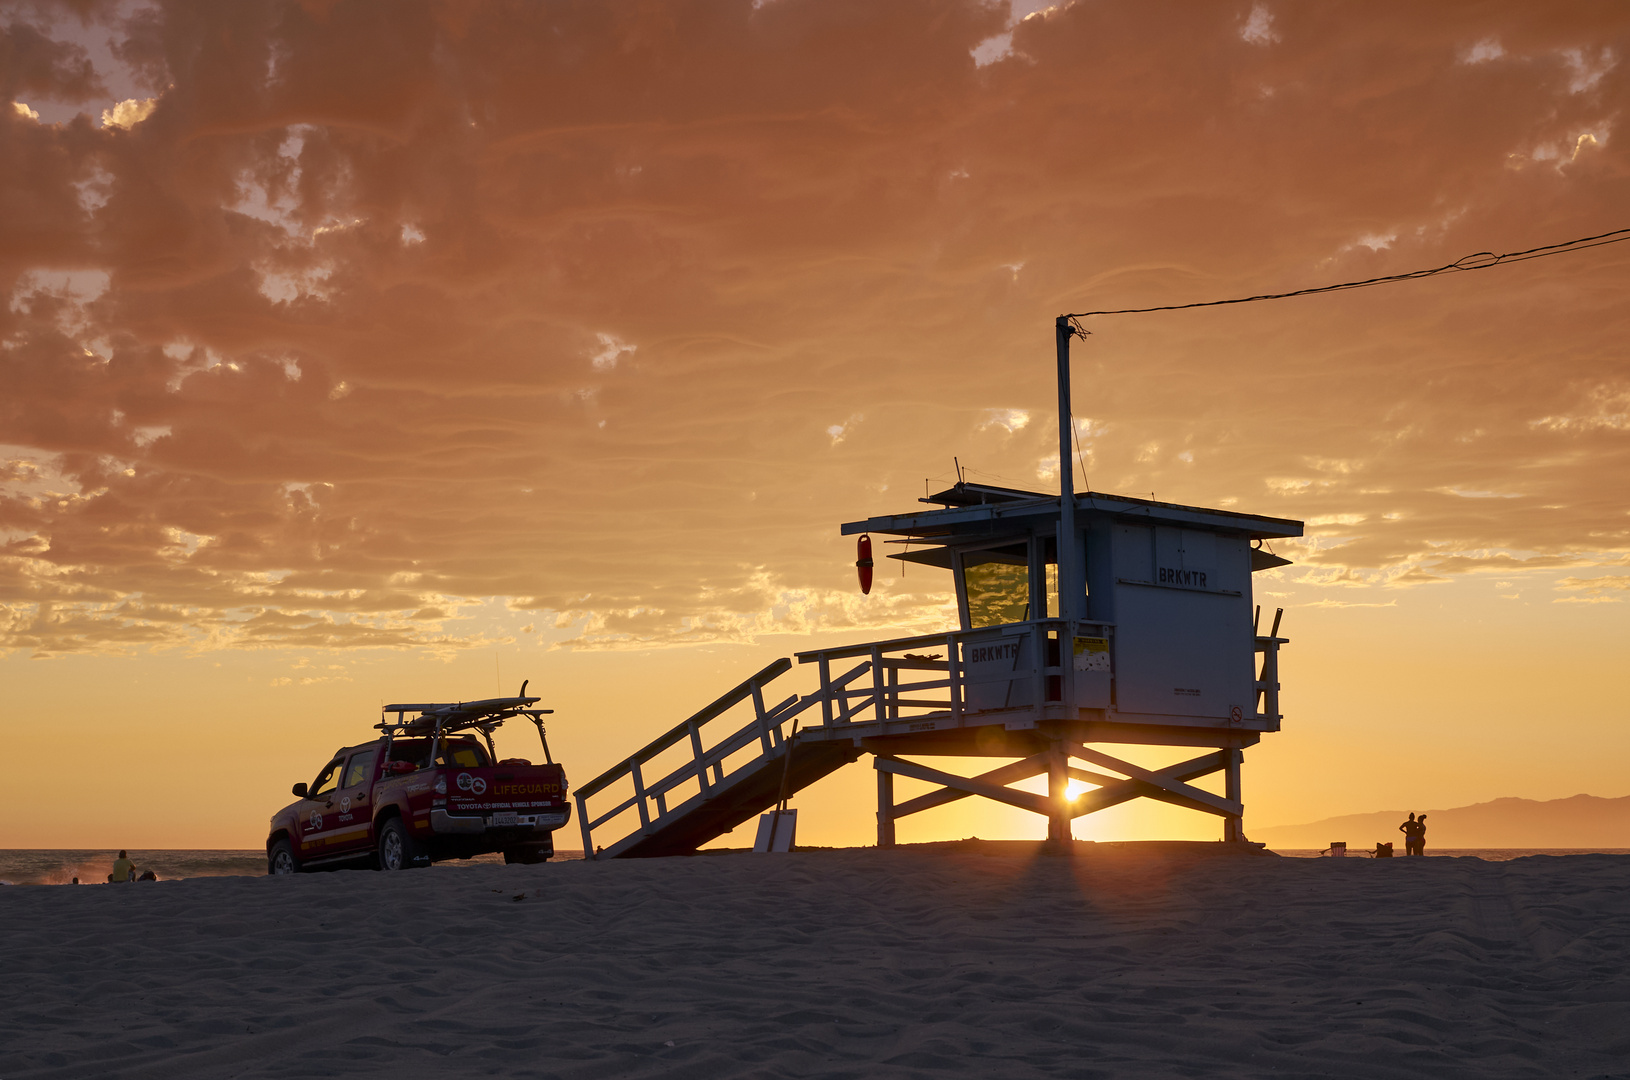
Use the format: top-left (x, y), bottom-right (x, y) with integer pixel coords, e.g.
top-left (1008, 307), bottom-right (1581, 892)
top-left (1239, 4), bottom-right (1279, 47)
top-left (590, 333), bottom-right (635, 373)
top-left (1555, 575), bottom-right (1630, 596)
top-left (1301, 599), bottom-right (1398, 609)
top-left (826, 415), bottom-right (863, 445)
top-left (1, 0), bottom-right (1628, 657)
top-left (1561, 46), bottom-right (1616, 94)
top-left (979, 408), bottom-right (1030, 434)
top-left (99, 96), bottom-right (155, 129)
top-left (1462, 39), bottom-right (1504, 65)
top-left (0, 20), bottom-right (108, 103)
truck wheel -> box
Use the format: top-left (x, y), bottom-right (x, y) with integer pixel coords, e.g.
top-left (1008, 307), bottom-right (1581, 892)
top-left (503, 845), bottom-right (550, 865)
top-left (377, 818), bottom-right (425, 871)
top-left (268, 839), bottom-right (300, 875)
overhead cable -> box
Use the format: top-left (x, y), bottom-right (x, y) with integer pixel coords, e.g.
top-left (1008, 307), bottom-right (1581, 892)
top-left (1063, 226), bottom-right (1630, 334)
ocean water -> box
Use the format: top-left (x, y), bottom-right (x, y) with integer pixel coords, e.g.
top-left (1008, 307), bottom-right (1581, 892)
top-left (0, 848), bottom-right (585, 885)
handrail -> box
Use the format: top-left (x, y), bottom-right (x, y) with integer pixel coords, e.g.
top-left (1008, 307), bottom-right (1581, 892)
top-left (795, 618), bottom-right (1085, 664)
top-left (576, 654), bottom-right (852, 856)
top-left (638, 692), bottom-right (798, 804)
top-left (1252, 634), bottom-right (1285, 723)
top-left (575, 657), bottom-right (792, 801)
top-left (796, 619), bottom-right (1086, 727)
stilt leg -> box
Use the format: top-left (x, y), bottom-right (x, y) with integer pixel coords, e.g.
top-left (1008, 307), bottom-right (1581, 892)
top-left (1222, 747), bottom-right (1244, 842)
top-left (1047, 741), bottom-right (1071, 847)
top-left (876, 760), bottom-right (896, 848)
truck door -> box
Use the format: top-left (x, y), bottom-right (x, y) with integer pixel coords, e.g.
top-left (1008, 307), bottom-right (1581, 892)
top-left (327, 745), bottom-right (380, 855)
top-left (298, 756), bottom-right (346, 857)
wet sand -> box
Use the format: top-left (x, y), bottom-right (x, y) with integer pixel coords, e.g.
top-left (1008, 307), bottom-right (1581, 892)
top-left (2, 842), bottom-right (1627, 1078)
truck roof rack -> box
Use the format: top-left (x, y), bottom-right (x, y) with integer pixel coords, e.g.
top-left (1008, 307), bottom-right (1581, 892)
top-left (376, 680), bottom-right (554, 736)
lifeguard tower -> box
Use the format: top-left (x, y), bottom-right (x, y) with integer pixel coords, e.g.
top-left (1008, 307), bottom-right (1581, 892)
top-left (575, 319), bottom-right (1304, 856)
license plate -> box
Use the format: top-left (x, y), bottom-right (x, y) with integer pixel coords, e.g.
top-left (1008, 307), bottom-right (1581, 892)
top-left (489, 812), bottom-right (518, 827)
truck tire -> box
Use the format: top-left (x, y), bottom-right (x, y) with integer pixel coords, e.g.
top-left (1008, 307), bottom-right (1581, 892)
top-left (376, 818), bottom-right (426, 871)
top-left (503, 845), bottom-right (551, 865)
top-left (268, 838), bottom-right (300, 875)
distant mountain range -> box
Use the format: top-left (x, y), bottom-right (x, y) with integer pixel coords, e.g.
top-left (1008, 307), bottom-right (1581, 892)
top-left (1254, 794), bottom-right (1630, 850)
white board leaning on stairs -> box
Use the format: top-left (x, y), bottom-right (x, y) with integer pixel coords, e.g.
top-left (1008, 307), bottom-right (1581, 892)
top-left (753, 809), bottom-right (797, 852)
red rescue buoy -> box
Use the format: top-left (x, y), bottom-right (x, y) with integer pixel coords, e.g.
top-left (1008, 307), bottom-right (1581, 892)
top-left (856, 534), bottom-right (874, 595)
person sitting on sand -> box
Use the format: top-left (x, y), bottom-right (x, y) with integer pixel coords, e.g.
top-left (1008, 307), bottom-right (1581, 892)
top-left (110, 850), bottom-right (136, 882)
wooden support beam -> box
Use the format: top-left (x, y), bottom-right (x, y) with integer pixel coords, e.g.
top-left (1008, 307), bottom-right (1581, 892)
top-left (818, 656), bottom-right (834, 726)
top-left (1064, 744), bottom-right (1241, 818)
top-left (575, 791), bottom-right (594, 859)
top-left (889, 752), bottom-right (1052, 819)
top-left (1047, 741), bottom-right (1070, 844)
top-left (688, 720), bottom-right (710, 795)
top-left (875, 756), bottom-right (1055, 817)
top-left (876, 765), bottom-right (895, 848)
top-left (752, 679), bottom-right (773, 755)
top-left (1069, 752), bottom-right (1228, 819)
top-left (1223, 747), bottom-right (1244, 842)
top-left (871, 645), bottom-right (887, 724)
top-left (630, 760), bottom-right (650, 828)
top-left (1068, 766), bottom-right (1126, 789)
top-left (1070, 776), bottom-right (1155, 818)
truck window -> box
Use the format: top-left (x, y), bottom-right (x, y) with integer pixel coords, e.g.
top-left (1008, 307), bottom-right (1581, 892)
top-left (342, 748), bottom-right (378, 789)
top-left (436, 739), bottom-right (490, 768)
top-left (387, 739), bottom-right (433, 767)
top-left (310, 759), bottom-right (344, 798)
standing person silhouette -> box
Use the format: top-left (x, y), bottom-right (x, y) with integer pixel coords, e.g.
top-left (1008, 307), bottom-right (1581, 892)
top-left (1414, 814), bottom-right (1428, 856)
top-left (1398, 813), bottom-right (1424, 856)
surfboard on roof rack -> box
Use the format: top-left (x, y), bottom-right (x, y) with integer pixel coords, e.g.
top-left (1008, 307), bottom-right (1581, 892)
top-left (378, 682), bottom-right (554, 738)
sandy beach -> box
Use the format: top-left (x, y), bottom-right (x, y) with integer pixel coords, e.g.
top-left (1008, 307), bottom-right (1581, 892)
top-left (3, 843), bottom-right (1627, 1079)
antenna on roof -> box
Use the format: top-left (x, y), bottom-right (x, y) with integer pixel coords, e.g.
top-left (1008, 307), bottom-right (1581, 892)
top-left (953, 456), bottom-right (965, 484)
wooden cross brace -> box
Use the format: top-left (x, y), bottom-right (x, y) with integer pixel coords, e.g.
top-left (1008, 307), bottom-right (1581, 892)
top-left (876, 753), bottom-right (1055, 818)
top-left (875, 746), bottom-right (1241, 822)
top-left (1064, 745), bottom-right (1241, 820)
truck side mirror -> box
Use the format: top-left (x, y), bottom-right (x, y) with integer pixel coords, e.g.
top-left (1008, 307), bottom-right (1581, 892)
top-left (292, 782), bottom-right (309, 798)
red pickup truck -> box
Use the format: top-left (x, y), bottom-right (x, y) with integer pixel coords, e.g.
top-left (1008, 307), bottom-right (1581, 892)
top-left (266, 686), bottom-right (570, 873)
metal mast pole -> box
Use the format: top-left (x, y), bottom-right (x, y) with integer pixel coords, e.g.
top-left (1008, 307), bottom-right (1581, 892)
top-left (1055, 316), bottom-right (1078, 623)
top-left (1050, 316), bottom-right (1078, 849)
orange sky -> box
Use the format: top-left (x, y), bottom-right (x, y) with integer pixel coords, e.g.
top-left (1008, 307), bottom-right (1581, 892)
top-left (3, 0), bottom-right (1628, 849)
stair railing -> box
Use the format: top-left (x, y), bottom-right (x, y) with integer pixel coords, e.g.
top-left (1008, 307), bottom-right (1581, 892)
top-left (1253, 634), bottom-right (1284, 727)
top-left (574, 656), bottom-right (876, 856)
top-left (574, 619), bottom-right (1075, 857)
top-left (798, 619), bottom-right (1073, 725)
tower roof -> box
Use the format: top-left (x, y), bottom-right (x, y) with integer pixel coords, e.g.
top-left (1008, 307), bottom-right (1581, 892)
top-left (841, 481), bottom-right (1303, 542)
